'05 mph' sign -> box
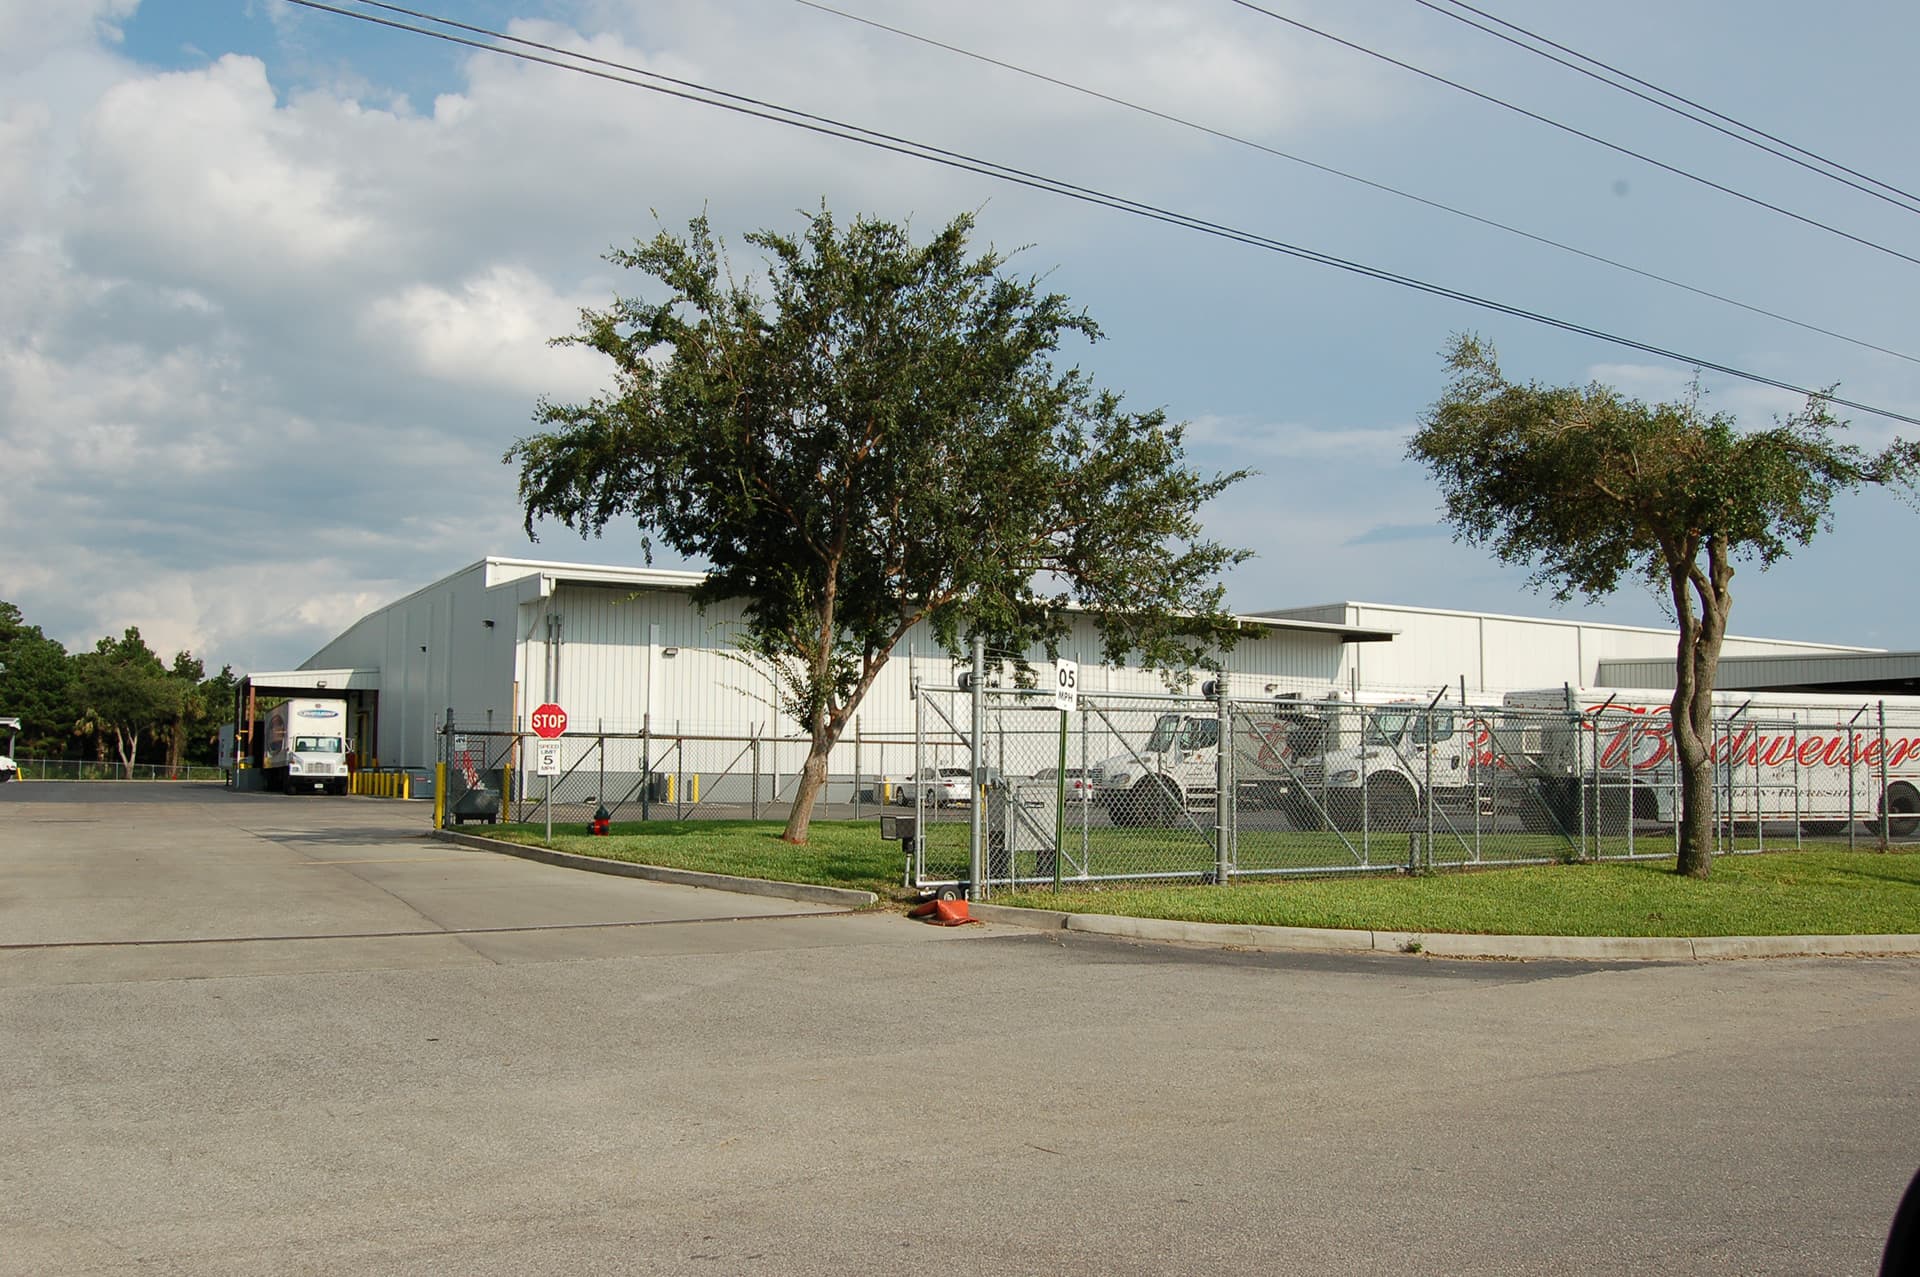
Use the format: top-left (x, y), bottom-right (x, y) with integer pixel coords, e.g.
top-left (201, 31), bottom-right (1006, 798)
top-left (1054, 659), bottom-right (1078, 713)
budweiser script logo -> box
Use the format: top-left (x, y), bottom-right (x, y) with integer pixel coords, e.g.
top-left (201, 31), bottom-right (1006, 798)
top-left (1577, 705), bottom-right (1920, 772)
top-left (1242, 706), bottom-right (1920, 774)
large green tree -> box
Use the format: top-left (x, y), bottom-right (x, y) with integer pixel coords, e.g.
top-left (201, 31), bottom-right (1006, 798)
top-left (1410, 334), bottom-right (1918, 876)
top-left (0, 601), bottom-right (75, 755)
top-left (73, 628), bottom-right (183, 779)
top-left (510, 208), bottom-right (1250, 842)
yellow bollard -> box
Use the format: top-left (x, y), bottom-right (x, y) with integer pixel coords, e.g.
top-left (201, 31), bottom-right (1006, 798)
top-left (690, 774), bottom-right (700, 804)
top-left (666, 773), bottom-right (676, 804)
top-left (434, 763), bottom-right (447, 829)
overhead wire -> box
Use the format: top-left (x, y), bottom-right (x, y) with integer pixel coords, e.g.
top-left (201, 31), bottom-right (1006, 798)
top-left (793, 0), bottom-right (1919, 367)
top-left (1224, 0), bottom-right (1920, 270)
top-left (1421, 0), bottom-right (1920, 214)
top-left (278, 0), bottom-right (1920, 430)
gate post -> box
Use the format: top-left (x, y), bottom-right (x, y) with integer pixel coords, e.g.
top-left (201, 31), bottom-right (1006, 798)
top-left (1214, 674), bottom-right (1231, 885)
top-left (968, 635), bottom-right (985, 901)
top-left (434, 708), bottom-right (451, 830)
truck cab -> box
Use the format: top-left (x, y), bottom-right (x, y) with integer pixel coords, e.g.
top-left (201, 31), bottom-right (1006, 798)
top-left (1088, 712), bottom-right (1220, 826)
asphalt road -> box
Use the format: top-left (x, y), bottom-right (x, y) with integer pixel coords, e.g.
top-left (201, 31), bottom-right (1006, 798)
top-left (2, 782), bottom-right (1915, 1275)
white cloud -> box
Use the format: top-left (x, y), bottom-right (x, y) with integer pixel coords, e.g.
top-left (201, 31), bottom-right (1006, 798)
top-left (0, 0), bottom-right (135, 74)
top-left (360, 266), bottom-right (607, 399)
top-left (71, 55), bottom-right (379, 290)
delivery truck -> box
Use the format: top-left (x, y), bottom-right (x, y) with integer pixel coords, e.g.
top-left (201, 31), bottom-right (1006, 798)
top-left (262, 697), bottom-right (350, 794)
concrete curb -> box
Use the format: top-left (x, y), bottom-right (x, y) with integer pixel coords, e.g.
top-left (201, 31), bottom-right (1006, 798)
top-left (431, 829), bottom-right (879, 908)
top-left (965, 902), bottom-right (1920, 962)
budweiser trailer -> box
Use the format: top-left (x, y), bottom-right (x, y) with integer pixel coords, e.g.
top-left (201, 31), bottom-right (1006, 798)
top-left (1500, 687), bottom-right (1920, 836)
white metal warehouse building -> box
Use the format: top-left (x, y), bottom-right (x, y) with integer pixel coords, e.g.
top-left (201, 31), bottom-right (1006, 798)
top-left (263, 556), bottom-right (1882, 774)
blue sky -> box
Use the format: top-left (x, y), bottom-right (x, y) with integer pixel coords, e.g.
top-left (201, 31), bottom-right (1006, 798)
top-left (5, 0), bottom-right (1919, 673)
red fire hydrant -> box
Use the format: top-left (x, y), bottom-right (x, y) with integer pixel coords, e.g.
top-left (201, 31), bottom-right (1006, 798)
top-left (589, 803), bottom-right (612, 836)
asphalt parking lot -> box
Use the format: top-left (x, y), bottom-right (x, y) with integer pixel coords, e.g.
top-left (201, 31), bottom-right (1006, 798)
top-left (2, 782), bottom-right (1916, 1275)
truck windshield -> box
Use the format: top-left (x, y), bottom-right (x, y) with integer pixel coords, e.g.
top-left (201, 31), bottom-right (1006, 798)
top-left (1364, 711), bottom-right (1455, 747)
top-left (1145, 715), bottom-right (1182, 751)
top-left (294, 737), bottom-right (343, 753)
top-left (1145, 717), bottom-right (1219, 752)
top-left (1364, 713), bottom-right (1409, 746)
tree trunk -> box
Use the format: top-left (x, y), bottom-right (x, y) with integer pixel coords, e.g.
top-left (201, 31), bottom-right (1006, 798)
top-left (1675, 733), bottom-right (1716, 877)
top-left (1668, 538), bottom-right (1731, 879)
top-left (781, 739), bottom-right (835, 844)
top-left (115, 726), bottom-right (139, 781)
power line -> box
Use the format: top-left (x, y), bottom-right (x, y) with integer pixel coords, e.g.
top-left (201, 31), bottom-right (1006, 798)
top-left (1413, 0), bottom-right (1920, 216)
top-left (793, 0), bottom-right (1919, 367)
top-left (1225, 0), bottom-right (1920, 270)
top-left (278, 0), bottom-right (1920, 430)
top-left (1422, 0), bottom-right (1920, 214)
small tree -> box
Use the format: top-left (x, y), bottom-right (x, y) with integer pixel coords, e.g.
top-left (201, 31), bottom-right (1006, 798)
top-left (1410, 335), bottom-right (1917, 876)
top-left (510, 208), bottom-right (1249, 843)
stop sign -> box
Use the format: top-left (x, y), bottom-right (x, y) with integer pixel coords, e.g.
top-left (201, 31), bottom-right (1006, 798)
top-left (530, 703), bottom-right (569, 739)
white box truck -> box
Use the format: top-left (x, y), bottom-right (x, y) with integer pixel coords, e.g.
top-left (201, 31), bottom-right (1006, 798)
top-left (263, 697), bottom-right (350, 794)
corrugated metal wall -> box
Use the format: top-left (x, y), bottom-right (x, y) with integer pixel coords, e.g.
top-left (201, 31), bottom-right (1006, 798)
top-left (1334, 602), bottom-right (1872, 697)
top-left (300, 563), bottom-right (1881, 771)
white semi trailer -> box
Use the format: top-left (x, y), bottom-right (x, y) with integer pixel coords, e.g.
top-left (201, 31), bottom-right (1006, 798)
top-left (1497, 686), bottom-right (1920, 835)
top-left (262, 697), bottom-right (351, 794)
top-left (1290, 686), bottom-right (1920, 835)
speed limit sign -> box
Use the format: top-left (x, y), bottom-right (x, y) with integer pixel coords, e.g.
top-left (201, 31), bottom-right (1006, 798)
top-left (1054, 659), bottom-right (1079, 713)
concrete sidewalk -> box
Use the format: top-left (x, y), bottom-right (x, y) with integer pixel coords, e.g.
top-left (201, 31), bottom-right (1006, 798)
top-left (969, 901), bottom-right (1920, 960)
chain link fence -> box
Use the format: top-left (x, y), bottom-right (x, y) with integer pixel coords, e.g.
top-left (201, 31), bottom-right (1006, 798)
top-left (904, 687), bottom-right (1920, 895)
top-left (3, 757), bottom-right (226, 783)
top-left (435, 717), bottom-right (918, 829)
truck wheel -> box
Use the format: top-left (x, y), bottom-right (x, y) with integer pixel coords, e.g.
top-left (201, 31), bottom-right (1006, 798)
top-left (1147, 777), bottom-right (1183, 827)
top-left (1365, 781), bottom-right (1416, 833)
top-left (1117, 778), bottom-right (1171, 827)
top-left (1882, 784), bottom-right (1920, 839)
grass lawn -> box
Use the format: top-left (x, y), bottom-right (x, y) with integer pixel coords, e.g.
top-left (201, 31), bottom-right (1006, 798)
top-left (482, 819), bottom-right (908, 902)
top-left (466, 820), bottom-right (1920, 937)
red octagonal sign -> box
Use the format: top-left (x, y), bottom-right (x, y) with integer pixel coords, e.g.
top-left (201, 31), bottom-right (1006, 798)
top-left (530, 703), bottom-right (569, 739)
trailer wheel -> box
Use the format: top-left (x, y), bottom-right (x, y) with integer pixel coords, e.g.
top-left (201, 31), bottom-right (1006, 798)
top-left (1596, 788), bottom-right (1631, 836)
top-left (1882, 784), bottom-right (1920, 839)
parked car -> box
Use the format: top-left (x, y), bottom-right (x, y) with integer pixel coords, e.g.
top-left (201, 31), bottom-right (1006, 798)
top-left (896, 766), bottom-right (1009, 807)
top-left (1030, 766), bottom-right (1095, 801)
top-left (0, 754), bottom-right (14, 782)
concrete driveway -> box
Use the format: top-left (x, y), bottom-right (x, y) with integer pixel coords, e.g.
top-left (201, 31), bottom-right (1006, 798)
top-left (2, 783), bottom-right (1916, 1275)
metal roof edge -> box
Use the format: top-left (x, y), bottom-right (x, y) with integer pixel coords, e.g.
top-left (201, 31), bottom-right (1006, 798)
top-left (1265, 600), bottom-right (1880, 653)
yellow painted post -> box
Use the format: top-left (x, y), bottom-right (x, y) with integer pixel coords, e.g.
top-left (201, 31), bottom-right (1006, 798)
top-left (434, 764), bottom-right (447, 829)
top-left (403, 772), bottom-right (413, 800)
top-left (502, 765), bottom-right (513, 820)
top-left (690, 773), bottom-right (700, 804)
top-left (667, 773), bottom-right (676, 803)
